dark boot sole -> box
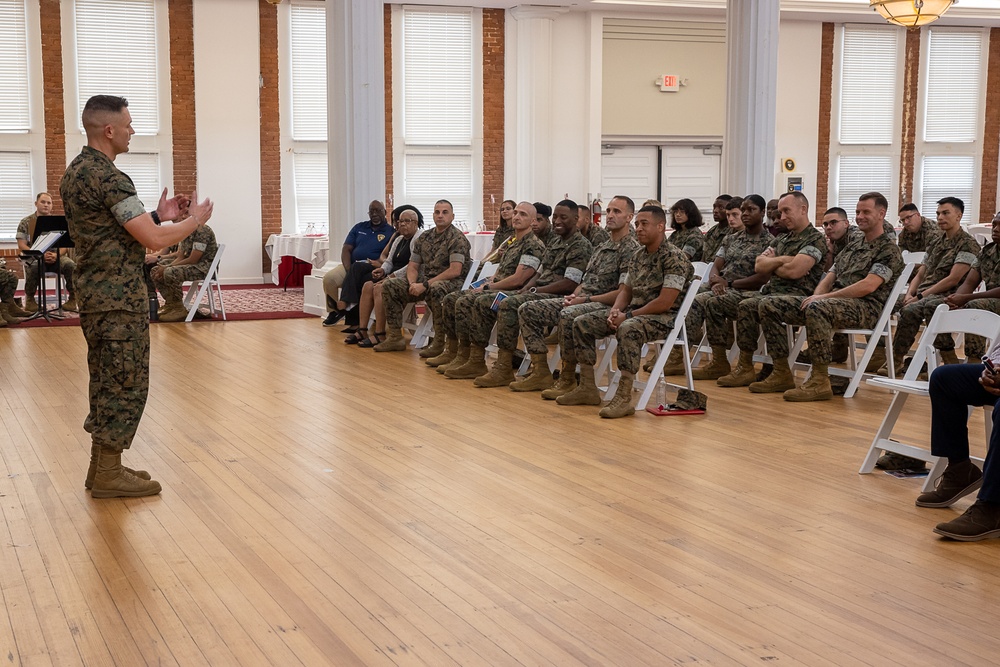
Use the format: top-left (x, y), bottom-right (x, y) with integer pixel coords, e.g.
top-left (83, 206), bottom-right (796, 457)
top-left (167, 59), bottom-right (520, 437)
top-left (933, 526), bottom-right (1000, 541)
top-left (916, 478), bottom-right (983, 508)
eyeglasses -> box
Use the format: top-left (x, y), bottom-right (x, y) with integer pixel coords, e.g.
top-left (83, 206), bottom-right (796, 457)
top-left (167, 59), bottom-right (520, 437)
top-left (822, 220), bottom-right (846, 227)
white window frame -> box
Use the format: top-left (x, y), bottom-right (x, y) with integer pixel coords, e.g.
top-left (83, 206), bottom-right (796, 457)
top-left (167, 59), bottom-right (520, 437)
top-left (913, 26), bottom-right (989, 224)
top-left (278, 0), bottom-right (329, 234)
top-left (391, 5), bottom-right (483, 228)
top-left (829, 24), bottom-right (905, 216)
top-left (0, 0), bottom-right (46, 242)
top-left (61, 0), bottom-right (173, 208)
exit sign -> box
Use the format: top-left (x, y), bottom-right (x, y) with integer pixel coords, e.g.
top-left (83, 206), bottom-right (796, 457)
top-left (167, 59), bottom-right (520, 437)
top-left (659, 74), bottom-right (679, 92)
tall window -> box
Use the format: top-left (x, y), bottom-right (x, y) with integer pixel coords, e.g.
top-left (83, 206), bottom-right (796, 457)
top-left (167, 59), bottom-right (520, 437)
top-left (72, 0), bottom-right (168, 208)
top-left (399, 8), bottom-right (476, 225)
top-left (832, 25), bottom-right (902, 213)
top-left (289, 2), bottom-right (328, 233)
top-left (0, 0), bottom-right (33, 240)
top-left (916, 28), bottom-right (986, 222)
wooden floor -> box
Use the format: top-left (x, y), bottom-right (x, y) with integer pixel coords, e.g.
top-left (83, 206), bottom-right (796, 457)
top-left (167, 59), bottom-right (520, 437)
top-left (1, 318), bottom-right (998, 666)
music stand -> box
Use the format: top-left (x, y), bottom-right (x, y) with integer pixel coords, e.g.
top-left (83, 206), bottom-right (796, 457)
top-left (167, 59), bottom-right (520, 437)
top-left (21, 215), bottom-right (74, 321)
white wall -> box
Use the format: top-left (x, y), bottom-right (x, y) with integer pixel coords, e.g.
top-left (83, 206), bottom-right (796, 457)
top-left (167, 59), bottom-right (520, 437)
top-left (550, 11), bottom-right (592, 202)
top-left (193, 0), bottom-right (263, 283)
top-left (774, 20), bottom-right (821, 219)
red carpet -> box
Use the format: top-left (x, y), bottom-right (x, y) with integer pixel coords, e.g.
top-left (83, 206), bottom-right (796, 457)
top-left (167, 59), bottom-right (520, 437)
top-left (13, 285), bottom-right (317, 328)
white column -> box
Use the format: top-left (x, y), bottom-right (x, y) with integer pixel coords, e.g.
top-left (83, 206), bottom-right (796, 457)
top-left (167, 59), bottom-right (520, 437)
top-left (327, 0), bottom-right (385, 243)
top-left (722, 0), bottom-right (779, 197)
top-left (506, 6), bottom-right (567, 201)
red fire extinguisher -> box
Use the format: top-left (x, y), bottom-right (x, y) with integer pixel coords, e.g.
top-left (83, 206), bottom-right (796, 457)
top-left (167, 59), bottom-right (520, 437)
top-left (591, 195), bottom-right (602, 226)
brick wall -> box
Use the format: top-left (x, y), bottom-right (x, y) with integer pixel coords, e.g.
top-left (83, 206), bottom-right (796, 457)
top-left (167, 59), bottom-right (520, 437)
top-left (168, 0), bottom-right (197, 196)
top-left (980, 28), bottom-right (1000, 218)
top-left (482, 8), bottom-right (505, 229)
top-left (384, 5), bottom-right (393, 206)
top-left (898, 28), bottom-right (920, 205)
top-left (40, 0), bottom-right (65, 213)
top-left (814, 23), bottom-right (834, 215)
top-left (259, 0), bottom-right (281, 275)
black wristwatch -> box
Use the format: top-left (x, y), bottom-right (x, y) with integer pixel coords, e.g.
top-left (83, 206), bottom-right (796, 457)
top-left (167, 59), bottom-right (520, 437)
top-left (150, 210), bottom-right (161, 225)
top-left (727, 279), bottom-right (733, 288)
top-left (423, 281), bottom-right (430, 291)
top-left (624, 307), bottom-right (634, 319)
top-left (917, 291), bottom-right (924, 300)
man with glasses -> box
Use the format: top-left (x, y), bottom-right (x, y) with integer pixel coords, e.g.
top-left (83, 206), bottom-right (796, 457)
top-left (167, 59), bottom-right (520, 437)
top-left (897, 203), bottom-right (941, 252)
top-left (820, 207), bottom-right (863, 271)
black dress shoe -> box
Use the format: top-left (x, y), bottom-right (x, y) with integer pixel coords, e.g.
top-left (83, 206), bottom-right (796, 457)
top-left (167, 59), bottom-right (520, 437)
top-left (322, 310), bottom-right (344, 327)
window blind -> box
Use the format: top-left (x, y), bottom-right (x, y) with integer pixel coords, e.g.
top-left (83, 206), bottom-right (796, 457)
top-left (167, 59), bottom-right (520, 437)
top-left (836, 155), bottom-right (894, 213)
top-left (293, 152), bottom-right (329, 233)
top-left (0, 151), bottom-right (33, 240)
top-left (0, 0), bottom-right (30, 132)
top-left (924, 29), bottom-right (983, 143)
top-left (114, 152), bottom-right (160, 211)
top-left (402, 9), bottom-right (473, 146)
top-left (75, 0), bottom-right (159, 135)
top-left (839, 25), bottom-right (898, 145)
top-left (920, 155), bottom-right (975, 217)
top-left (290, 4), bottom-right (327, 142)
top-left (403, 153), bottom-right (472, 225)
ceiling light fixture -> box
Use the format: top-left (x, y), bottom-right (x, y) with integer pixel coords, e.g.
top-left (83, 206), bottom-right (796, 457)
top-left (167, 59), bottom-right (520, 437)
top-left (870, 0), bottom-right (956, 27)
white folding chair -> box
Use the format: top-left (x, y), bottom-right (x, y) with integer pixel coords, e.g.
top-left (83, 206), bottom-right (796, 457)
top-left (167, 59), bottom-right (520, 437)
top-left (602, 263), bottom-right (708, 409)
top-left (900, 250), bottom-right (925, 265)
top-left (861, 304), bottom-right (1000, 491)
top-left (410, 259), bottom-right (486, 349)
top-left (182, 244), bottom-right (226, 322)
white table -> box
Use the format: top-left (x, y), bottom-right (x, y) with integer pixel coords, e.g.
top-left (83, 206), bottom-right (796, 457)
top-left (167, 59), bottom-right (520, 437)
top-left (466, 232), bottom-right (495, 260)
top-left (264, 234), bottom-right (330, 285)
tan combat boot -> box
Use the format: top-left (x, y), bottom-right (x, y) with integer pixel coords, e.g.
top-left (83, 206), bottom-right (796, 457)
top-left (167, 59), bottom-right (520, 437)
top-left (865, 346), bottom-right (886, 373)
top-left (158, 301), bottom-right (189, 322)
top-left (783, 363), bottom-right (833, 402)
top-left (509, 353), bottom-right (554, 391)
top-left (749, 356), bottom-right (796, 393)
top-left (876, 354), bottom-right (905, 377)
top-left (426, 337), bottom-right (458, 367)
top-left (438, 342), bottom-right (469, 374)
top-left (23, 296), bottom-right (38, 313)
top-left (0, 303), bottom-right (23, 325)
top-left (692, 346), bottom-right (732, 380)
top-left (90, 447), bottom-right (162, 498)
top-left (940, 349), bottom-right (961, 365)
top-left (541, 359), bottom-right (578, 400)
top-left (374, 329), bottom-right (408, 352)
top-left (474, 349), bottom-right (517, 387)
top-left (660, 347), bottom-right (687, 376)
top-left (4, 299), bottom-right (31, 318)
top-left (419, 335), bottom-right (446, 359)
top-left (543, 328), bottom-right (560, 345)
top-left (557, 364), bottom-right (603, 406)
top-left (445, 344), bottom-right (489, 379)
top-left (599, 372), bottom-right (636, 419)
top-left (84, 444), bottom-right (151, 489)
top-left (61, 295), bottom-right (78, 312)
top-left (717, 351), bottom-right (756, 387)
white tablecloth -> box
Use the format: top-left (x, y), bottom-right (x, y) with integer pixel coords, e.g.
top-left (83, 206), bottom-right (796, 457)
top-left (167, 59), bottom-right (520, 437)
top-left (264, 234), bottom-right (330, 284)
top-left (466, 232), bottom-right (495, 261)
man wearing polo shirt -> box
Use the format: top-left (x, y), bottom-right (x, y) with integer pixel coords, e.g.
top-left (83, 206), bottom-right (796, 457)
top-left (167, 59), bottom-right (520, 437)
top-left (322, 200), bottom-right (393, 326)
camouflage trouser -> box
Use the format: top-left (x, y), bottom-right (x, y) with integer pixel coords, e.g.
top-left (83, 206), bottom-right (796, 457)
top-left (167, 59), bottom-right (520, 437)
top-left (0, 267), bottom-right (16, 301)
top-left (557, 303), bottom-right (611, 362)
top-left (154, 264), bottom-right (206, 305)
top-left (702, 288), bottom-right (761, 349)
top-left (517, 298), bottom-right (605, 356)
top-left (685, 286), bottom-right (711, 344)
top-left (495, 293), bottom-right (560, 351)
top-left (381, 276), bottom-right (464, 331)
top-left (572, 309), bottom-right (677, 373)
top-left (465, 291), bottom-right (511, 346)
top-left (892, 294), bottom-right (953, 358)
top-left (24, 256), bottom-right (75, 298)
top-left (79, 310), bottom-right (150, 451)
top-left (439, 289), bottom-right (471, 340)
top-left (759, 295), bottom-right (879, 365)
top-left (958, 298), bottom-right (1000, 359)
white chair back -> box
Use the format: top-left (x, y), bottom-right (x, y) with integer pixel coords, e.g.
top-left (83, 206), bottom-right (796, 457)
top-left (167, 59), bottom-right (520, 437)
top-left (901, 250), bottom-right (925, 265)
top-left (182, 243), bottom-right (226, 322)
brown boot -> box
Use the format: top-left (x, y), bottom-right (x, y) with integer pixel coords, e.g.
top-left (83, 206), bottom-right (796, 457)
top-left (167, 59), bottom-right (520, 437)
top-left (831, 333), bottom-right (849, 363)
top-left (445, 344), bottom-right (489, 379)
top-left (916, 460), bottom-right (983, 508)
top-left (426, 337), bottom-right (458, 367)
top-left (557, 364), bottom-right (603, 406)
top-left (90, 447), bottom-right (162, 498)
top-left (749, 357), bottom-right (796, 393)
top-left (692, 346), bottom-right (731, 380)
top-left (660, 347), bottom-right (686, 376)
top-left (865, 346), bottom-right (886, 373)
top-left (940, 348), bottom-right (961, 365)
top-left (23, 296), bottom-right (38, 313)
top-left (0, 303), bottom-right (23, 325)
top-left (419, 335), bottom-right (446, 359)
top-left (642, 351), bottom-right (657, 373)
top-left (543, 328), bottom-right (560, 345)
top-left (510, 353), bottom-right (554, 391)
top-left (474, 349), bottom-right (517, 387)
top-left (438, 342), bottom-right (469, 374)
top-left (717, 351), bottom-right (756, 387)
top-left (599, 372), bottom-right (636, 419)
top-left (374, 329), bottom-right (407, 352)
top-left (783, 363), bottom-right (833, 402)
top-left (3, 300), bottom-right (31, 318)
top-left (61, 296), bottom-right (78, 312)
top-left (85, 445), bottom-right (151, 489)
top-left (158, 302), bottom-right (189, 322)
top-left (541, 359), bottom-right (578, 400)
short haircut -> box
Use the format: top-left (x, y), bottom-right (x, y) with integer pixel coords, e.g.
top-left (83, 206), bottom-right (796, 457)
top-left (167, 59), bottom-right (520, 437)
top-left (715, 194), bottom-right (733, 203)
top-left (637, 204), bottom-right (667, 225)
top-left (611, 195), bottom-right (635, 213)
top-left (434, 199), bottom-right (453, 211)
top-left (899, 203), bottom-right (919, 214)
top-left (534, 202), bottom-right (552, 218)
top-left (779, 190), bottom-right (810, 208)
top-left (744, 194), bottom-right (767, 210)
top-left (35, 192), bottom-right (50, 201)
top-left (937, 196), bottom-right (965, 214)
top-left (859, 191), bottom-right (889, 211)
top-left (668, 198), bottom-right (705, 229)
top-left (556, 199), bottom-right (578, 212)
top-left (823, 207), bottom-right (848, 220)
top-left (81, 95), bottom-right (128, 129)
top-left (725, 197), bottom-right (744, 211)
top-left (392, 204), bottom-right (424, 228)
